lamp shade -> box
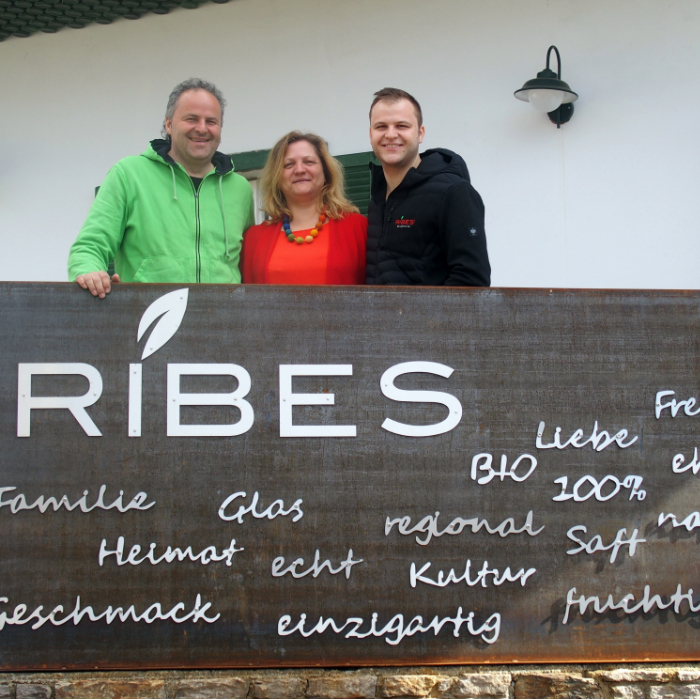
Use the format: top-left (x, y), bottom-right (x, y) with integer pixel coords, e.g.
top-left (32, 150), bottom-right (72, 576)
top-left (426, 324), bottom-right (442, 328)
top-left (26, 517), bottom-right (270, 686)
top-left (528, 89), bottom-right (564, 113)
top-left (514, 67), bottom-right (578, 110)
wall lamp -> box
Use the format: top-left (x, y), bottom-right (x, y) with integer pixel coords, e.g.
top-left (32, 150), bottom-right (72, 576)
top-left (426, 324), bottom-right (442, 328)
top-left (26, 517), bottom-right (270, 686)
top-left (515, 45), bottom-right (578, 128)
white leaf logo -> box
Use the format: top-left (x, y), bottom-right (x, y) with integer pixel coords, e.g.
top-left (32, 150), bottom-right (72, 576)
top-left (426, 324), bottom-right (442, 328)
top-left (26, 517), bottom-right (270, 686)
top-left (137, 288), bottom-right (189, 360)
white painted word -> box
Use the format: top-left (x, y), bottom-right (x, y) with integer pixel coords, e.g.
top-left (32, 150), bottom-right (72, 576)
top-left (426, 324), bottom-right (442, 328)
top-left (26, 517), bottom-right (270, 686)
top-left (656, 390), bottom-right (700, 419)
top-left (470, 453), bottom-right (537, 485)
top-left (0, 594), bottom-right (219, 630)
top-left (672, 449), bottom-right (700, 475)
top-left (271, 549), bottom-right (363, 579)
top-left (99, 537), bottom-right (243, 567)
top-left (563, 584), bottom-right (700, 625)
top-left (658, 511), bottom-right (700, 532)
top-left (167, 364), bottom-right (254, 437)
top-left (218, 491), bottom-right (303, 523)
top-left (17, 363), bottom-right (103, 437)
top-left (552, 475), bottom-right (645, 502)
top-left (566, 526), bottom-right (645, 563)
top-left (536, 421), bottom-right (638, 451)
top-left (129, 289), bottom-right (190, 436)
top-left (379, 362), bottom-right (462, 437)
top-left (278, 607), bottom-right (501, 645)
top-left (410, 560), bottom-right (536, 588)
top-left (280, 365), bottom-right (355, 438)
top-left (385, 510), bottom-right (544, 546)
top-left (0, 485), bottom-right (154, 514)
top-left (18, 361), bottom-right (465, 439)
top-left (280, 361), bottom-right (463, 438)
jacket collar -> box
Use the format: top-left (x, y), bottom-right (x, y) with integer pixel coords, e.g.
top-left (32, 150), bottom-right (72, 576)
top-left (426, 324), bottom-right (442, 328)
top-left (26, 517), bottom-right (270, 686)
top-left (369, 147), bottom-right (471, 198)
top-left (146, 138), bottom-right (234, 175)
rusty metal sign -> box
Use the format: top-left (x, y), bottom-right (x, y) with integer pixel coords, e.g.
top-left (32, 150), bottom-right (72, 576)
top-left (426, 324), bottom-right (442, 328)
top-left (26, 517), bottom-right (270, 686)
top-left (1, 283), bottom-right (700, 669)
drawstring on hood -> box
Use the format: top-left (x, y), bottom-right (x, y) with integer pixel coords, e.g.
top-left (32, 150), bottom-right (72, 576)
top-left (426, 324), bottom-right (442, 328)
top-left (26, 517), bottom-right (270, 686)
top-left (219, 175), bottom-right (231, 259)
top-left (169, 164), bottom-right (178, 201)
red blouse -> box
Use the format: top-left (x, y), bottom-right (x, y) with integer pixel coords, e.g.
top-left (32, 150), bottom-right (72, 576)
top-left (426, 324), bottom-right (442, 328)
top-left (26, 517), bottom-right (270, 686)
top-left (241, 213), bottom-right (367, 285)
top-left (267, 225), bottom-right (331, 284)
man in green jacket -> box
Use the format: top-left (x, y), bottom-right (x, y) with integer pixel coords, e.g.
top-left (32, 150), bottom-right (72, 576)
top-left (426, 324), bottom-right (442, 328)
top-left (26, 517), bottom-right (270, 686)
top-left (68, 78), bottom-right (255, 298)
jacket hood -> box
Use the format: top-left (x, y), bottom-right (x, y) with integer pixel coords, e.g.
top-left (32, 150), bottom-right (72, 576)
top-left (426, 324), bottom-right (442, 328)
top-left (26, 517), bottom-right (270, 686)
top-left (145, 139), bottom-right (234, 175)
top-left (417, 148), bottom-right (470, 183)
top-left (370, 147), bottom-right (471, 197)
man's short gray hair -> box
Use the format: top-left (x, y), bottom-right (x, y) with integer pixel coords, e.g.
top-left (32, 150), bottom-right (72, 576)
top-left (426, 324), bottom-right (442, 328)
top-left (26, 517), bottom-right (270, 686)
top-left (161, 78), bottom-right (227, 139)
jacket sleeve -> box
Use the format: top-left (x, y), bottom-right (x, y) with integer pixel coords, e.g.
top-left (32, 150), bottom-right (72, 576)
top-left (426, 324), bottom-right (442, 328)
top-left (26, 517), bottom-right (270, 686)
top-left (440, 181), bottom-right (491, 287)
top-left (67, 165), bottom-right (129, 280)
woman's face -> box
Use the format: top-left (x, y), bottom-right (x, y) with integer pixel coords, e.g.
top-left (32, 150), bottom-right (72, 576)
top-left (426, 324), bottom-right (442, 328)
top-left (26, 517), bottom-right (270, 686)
top-left (280, 140), bottom-right (326, 205)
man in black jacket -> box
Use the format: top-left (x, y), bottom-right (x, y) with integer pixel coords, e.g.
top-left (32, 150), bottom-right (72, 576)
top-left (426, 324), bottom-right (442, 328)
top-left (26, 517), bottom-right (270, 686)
top-left (366, 88), bottom-right (491, 286)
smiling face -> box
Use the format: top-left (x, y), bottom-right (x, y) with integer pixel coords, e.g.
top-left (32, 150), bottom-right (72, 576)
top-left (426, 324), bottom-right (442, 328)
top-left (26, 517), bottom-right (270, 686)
top-left (165, 89), bottom-right (222, 175)
top-left (279, 140), bottom-right (326, 206)
top-left (369, 98), bottom-right (425, 173)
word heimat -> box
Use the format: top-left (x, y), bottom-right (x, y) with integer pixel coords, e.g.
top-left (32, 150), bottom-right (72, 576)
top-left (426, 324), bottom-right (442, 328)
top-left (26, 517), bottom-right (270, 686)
top-left (17, 361), bottom-right (464, 439)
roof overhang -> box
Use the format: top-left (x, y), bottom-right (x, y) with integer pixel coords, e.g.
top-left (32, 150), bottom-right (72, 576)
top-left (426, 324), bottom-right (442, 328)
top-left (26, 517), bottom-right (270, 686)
top-left (0, 0), bottom-right (226, 41)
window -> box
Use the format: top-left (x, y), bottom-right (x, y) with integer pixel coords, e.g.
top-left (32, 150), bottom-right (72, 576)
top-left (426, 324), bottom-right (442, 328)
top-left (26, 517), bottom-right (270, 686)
top-left (335, 152), bottom-right (376, 215)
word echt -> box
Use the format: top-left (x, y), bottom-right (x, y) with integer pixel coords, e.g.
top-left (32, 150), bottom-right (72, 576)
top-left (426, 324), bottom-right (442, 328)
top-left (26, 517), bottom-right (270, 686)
top-left (272, 549), bottom-right (363, 579)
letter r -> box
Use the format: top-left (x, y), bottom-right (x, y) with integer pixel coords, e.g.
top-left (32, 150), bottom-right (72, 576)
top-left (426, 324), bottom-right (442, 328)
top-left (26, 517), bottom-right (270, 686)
top-left (17, 363), bottom-right (103, 437)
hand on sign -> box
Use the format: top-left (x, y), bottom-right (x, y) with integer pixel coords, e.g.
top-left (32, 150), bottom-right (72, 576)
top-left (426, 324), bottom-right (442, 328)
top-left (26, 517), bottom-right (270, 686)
top-left (75, 271), bottom-right (121, 299)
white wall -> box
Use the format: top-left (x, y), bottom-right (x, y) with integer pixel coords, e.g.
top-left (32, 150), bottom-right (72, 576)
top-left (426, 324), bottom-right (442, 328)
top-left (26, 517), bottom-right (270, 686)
top-left (1, 0), bottom-right (698, 289)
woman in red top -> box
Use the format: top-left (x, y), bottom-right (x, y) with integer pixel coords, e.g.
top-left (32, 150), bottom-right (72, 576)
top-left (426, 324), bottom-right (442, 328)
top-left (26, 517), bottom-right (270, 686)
top-left (241, 132), bottom-right (367, 285)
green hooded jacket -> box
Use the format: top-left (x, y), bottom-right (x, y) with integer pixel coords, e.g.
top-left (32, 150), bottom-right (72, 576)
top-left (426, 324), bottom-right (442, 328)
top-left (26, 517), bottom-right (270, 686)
top-left (68, 140), bottom-right (255, 283)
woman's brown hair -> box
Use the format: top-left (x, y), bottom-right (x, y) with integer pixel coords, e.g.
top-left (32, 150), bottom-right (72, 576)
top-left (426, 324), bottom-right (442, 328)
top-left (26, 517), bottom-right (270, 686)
top-left (260, 131), bottom-right (359, 222)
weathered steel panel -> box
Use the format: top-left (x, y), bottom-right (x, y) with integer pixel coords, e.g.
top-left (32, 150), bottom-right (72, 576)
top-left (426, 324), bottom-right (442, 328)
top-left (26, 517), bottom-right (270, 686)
top-left (1, 283), bottom-right (699, 669)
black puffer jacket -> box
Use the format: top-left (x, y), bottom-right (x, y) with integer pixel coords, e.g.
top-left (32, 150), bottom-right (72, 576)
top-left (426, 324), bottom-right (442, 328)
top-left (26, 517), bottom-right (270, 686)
top-left (365, 148), bottom-right (491, 286)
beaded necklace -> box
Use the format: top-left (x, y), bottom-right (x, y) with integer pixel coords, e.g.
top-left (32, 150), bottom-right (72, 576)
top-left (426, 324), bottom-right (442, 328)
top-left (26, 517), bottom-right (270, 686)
top-left (283, 212), bottom-right (327, 244)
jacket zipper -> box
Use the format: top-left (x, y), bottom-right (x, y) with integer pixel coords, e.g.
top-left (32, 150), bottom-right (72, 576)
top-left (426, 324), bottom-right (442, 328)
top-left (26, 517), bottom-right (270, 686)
top-left (187, 176), bottom-right (202, 283)
top-left (194, 191), bottom-right (202, 284)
